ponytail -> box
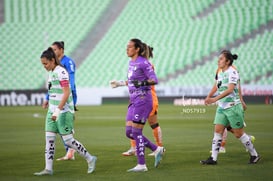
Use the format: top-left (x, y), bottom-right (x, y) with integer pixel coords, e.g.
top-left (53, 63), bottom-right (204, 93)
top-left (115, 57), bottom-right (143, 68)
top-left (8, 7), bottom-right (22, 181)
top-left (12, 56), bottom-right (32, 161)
top-left (142, 43), bottom-right (154, 59)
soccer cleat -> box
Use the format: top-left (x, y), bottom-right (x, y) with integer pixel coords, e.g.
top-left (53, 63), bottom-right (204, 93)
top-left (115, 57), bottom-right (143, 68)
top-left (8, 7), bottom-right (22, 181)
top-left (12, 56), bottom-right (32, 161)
top-left (127, 164), bottom-right (148, 172)
top-left (200, 157), bottom-right (217, 165)
top-left (219, 147), bottom-right (226, 153)
top-left (249, 155), bottom-right (260, 164)
top-left (149, 147), bottom-right (166, 156)
top-left (56, 149), bottom-right (75, 161)
top-left (56, 155), bottom-right (75, 161)
top-left (87, 156), bottom-right (97, 174)
top-left (34, 169), bottom-right (53, 176)
top-left (122, 148), bottom-right (136, 156)
top-left (250, 136), bottom-right (255, 142)
top-left (154, 146), bottom-right (164, 167)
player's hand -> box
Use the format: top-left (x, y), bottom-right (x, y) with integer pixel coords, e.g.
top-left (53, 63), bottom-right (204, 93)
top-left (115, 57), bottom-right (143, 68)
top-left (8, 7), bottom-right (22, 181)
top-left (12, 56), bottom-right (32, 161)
top-left (109, 80), bottom-right (126, 88)
top-left (52, 108), bottom-right (61, 121)
top-left (241, 100), bottom-right (247, 111)
top-left (42, 100), bottom-right (49, 109)
top-left (110, 80), bottom-right (119, 88)
top-left (204, 97), bottom-right (215, 105)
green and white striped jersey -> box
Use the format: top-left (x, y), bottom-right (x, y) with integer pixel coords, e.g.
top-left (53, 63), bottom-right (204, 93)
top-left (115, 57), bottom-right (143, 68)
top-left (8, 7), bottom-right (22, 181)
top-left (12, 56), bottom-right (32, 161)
top-left (216, 66), bottom-right (241, 109)
top-left (48, 65), bottom-right (74, 114)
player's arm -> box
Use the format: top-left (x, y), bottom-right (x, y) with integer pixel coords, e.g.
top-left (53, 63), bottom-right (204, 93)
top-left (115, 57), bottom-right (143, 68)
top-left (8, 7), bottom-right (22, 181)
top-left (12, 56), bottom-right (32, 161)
top-left (205, 82), bottom-right (217, 105)
top-left (208, 83), bottom-right (236, 104)
top-left (110, 80), bottom-right (127, 88)
top-left (42, 93), bottom-right (49, 109)
top-left (238, 80), bottom-right (247, 110)
top-left (206, 69), bottom-right (238, 105)
top-left (42, 81), bottom-right (51, 109)
top-left (131, 62), bottom-right (158, 88)
top-left (206, 82), bottom-right (217, 98)
top-left (205, 71), bottom-right (218, 105)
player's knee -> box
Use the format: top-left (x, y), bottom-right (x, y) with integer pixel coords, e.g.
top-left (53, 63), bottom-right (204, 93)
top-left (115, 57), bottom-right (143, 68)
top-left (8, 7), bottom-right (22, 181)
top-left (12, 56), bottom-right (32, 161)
top-left (150, 123), bottom-right (159, 129)
top-left (126, 129), bottom-right (133, 139)
top-left (227, 125), bottom-right (232, 131)
top-left (62, 134), bottom-right (74, 147)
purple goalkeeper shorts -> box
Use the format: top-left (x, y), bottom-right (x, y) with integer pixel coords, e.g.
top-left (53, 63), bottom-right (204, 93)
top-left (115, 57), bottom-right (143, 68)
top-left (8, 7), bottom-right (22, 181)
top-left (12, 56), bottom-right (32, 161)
top-left (126, 91), bottom-right (152, 124)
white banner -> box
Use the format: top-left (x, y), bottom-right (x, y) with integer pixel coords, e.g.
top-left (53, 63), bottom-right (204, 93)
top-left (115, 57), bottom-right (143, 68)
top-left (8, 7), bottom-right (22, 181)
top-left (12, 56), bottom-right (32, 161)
top-left (77, 85), bottom-right (273, 105)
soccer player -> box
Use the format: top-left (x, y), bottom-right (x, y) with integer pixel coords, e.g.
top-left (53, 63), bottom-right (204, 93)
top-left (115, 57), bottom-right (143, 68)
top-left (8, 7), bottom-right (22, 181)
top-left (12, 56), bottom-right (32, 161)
top-left (110, 43), bottom-right (163, 157)
top-left (51, 41), bottom-right (78, 111)
top-left (200, 50), bottom-right (260, 165)
top-left (119, 38), bottom-right (164, 172)
top-left (209, 68), bottom-right (255, 154)
top-left (34, 47), bottom-right (97, 176)
top-left (43, 41), bottom-right (78, 161)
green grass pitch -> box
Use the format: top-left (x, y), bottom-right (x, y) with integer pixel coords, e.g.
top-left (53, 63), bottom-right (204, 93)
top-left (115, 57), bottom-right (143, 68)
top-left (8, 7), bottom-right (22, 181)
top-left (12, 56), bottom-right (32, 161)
top-left (0, 104), bottom-right (272, 181)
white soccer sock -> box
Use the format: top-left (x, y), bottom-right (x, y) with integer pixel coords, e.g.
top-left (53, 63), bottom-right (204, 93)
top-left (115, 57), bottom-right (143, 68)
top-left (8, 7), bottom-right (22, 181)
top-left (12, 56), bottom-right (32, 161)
top-left (62, 134), bottom-right (93, 162)
top-left (45, 132), bottom-right (56, 171)
top-left (239, 133), bottom-right (258, 156)
top-left (211, 132), bottom-right (222, 161)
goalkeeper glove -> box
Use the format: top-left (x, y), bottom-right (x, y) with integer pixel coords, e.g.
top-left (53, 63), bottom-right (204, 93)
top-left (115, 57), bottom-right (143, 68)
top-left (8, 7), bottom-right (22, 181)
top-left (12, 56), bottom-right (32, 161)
top-left (131, 80), bottom-right (149, 88)
top-left (52, 108), bottom-right (61, 121)
top-left (110, 80), bottom-right (126, 88)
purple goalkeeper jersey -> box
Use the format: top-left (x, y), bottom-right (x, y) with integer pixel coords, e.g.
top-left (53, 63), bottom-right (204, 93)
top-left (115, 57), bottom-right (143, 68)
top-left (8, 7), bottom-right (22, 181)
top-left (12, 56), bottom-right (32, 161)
top-left (127, 56), bottom-right (158, 100)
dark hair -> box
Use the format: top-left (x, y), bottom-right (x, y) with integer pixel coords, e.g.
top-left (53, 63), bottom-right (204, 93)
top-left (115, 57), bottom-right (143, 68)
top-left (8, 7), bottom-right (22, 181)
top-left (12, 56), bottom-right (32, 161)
top-left (40, 47), bottom-right (61, 65)
top-left (220, 50), bottom-right (238, 65)
top-left (142, 43), bottom-right (154, 59)
top-left (52, 41), bottom-right (64, 49)
top-left (130, 38), bottom-right (145, 56)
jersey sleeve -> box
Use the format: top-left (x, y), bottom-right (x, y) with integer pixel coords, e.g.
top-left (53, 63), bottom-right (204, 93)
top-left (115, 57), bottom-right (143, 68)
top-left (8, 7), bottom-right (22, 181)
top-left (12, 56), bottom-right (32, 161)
top-left (142, 60), bottom-right (158, 84)
top-left (58, 69), bottom-right (70, 87)
top-left (228, 69), bottom-right (239, 85)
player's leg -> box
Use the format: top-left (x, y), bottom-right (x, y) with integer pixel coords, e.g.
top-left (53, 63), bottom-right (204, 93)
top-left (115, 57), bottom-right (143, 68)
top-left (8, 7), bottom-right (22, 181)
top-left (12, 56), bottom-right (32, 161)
top-left (60, 111), bottom-right (97, 173)
top-left (34, 111), bottom-right (58, 176)
top-left (56, 136), bottom-right (75, 161)
top-left (34, 132), bottom-right (56, 176)
top-left (201, 107), bottom-right (227, 165)
top-left (127, 101), bottom-right (164, 172)
top-left (128, 123), bottom-right (163, 172)
top-left (150, 98), bottom-right (163, 146)
top-left (148, 114), bottom-right (164, 156)
top-left (149, 114), bottom-right (163, 147)
top-left (227, 123), bottom-right (256, 152)
top-left (122, 139), bottom-right (136, 156)
top-left (123, 104), bottom-right (136, 156)
top-left (220, 128), bottom-right (227, 153)
top-left (62, 134), bottom-right (97, 173)
top-left (229, 104), bottom-right (260, 164)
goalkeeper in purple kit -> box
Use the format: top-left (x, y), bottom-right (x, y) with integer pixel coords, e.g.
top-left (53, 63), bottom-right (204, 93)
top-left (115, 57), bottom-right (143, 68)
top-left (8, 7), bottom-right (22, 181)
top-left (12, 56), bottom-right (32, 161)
top-left (124, 38), bottom-right (164, 172)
